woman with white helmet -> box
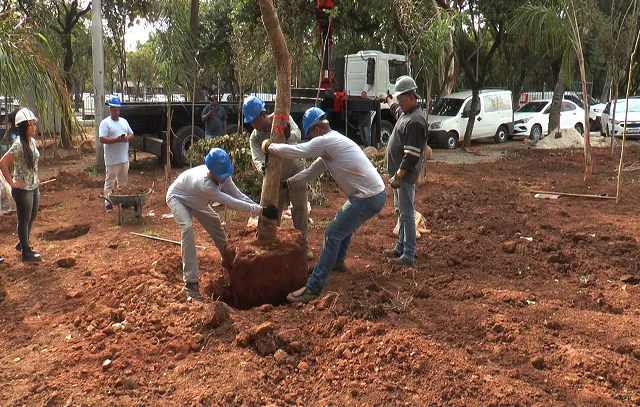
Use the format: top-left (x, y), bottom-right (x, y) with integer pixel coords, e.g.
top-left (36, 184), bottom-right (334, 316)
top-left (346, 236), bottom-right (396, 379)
top-left (0, 108), bottom-right (42, 262)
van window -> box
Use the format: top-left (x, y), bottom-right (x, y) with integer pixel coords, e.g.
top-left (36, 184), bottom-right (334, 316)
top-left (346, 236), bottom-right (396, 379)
top-left (462, 98), bottom-right (481, 116)
top-left (483, 94), bottom-right (511, 113)
top-left (431, 98), bottom-right (464, 116)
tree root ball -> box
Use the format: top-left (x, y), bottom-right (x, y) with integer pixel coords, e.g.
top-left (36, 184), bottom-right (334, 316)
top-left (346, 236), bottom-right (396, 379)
top-left (223, 229), bottom-right (308, 309)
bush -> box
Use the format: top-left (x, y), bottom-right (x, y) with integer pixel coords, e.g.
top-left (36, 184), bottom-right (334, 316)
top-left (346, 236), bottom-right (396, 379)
top-left (185, 133), bottom-right (254, 173)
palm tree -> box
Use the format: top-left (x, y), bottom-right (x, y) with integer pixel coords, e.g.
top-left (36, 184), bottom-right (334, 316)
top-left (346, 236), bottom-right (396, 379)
top-left (513, 0), bottom-right (601, 180)
top-left (1, 6), bottom-right (74, 146)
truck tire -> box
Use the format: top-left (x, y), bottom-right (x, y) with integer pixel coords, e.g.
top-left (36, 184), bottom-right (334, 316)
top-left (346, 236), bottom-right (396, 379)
top-left (226, 124), bottom-right (239, 136)
top-left (374, 120), bottom-right (394, 148)
top-left (172, 125), bottom-right (205, 167)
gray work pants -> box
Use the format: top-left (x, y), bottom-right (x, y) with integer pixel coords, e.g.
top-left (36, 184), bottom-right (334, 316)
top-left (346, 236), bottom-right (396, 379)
top-left (277, 183), bottom-right (308, 237)
top-left (170, 201), bottom-right (227, 284)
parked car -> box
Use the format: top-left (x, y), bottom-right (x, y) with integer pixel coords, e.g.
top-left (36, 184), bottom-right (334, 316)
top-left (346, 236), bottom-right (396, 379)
top-left (601, 97), bottom-right (640, 138)
top-left (428, 89), bottom-right (513, 149)
top-left (512, 99), bottom-right (585, 141)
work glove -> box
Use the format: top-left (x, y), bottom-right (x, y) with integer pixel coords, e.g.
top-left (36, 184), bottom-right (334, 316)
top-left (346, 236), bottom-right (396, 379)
top-left (389, 174), bottom-right (402, 189)
top-left (261, 139), bottom-right (271, 153)
top-left (375, 94), bottom-right (390, 104)
top-left (260, 205), bottom-right (279, 220)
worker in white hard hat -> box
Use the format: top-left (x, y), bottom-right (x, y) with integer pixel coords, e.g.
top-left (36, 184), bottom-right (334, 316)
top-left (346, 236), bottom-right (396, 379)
top-left (0, 107), bottom-right (42, 262)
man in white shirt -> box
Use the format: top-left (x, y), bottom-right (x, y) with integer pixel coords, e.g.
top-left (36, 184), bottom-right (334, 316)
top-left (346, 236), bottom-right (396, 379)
top-left (262, 107), bottom-right (386, 304)
top-left (99, 96), bottom-right (133, 212)
top-left (166, 147), bottom-right (278, 301)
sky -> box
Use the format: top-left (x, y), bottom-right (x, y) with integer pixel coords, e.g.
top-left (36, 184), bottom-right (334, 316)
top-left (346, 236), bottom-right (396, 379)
top-left (125, 20), bottom-right (153, 52)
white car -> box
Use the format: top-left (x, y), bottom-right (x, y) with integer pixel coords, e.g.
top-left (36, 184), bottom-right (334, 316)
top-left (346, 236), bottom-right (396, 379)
top-left (512, 99), bottom-right (585, 141)
top-left (601, 97), bottom-right (640, 138)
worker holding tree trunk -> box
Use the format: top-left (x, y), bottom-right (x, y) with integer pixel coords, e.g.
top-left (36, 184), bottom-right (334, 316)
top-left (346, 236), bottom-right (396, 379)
top-left (244, 96), bottom-right (313, 261)
top-left (379, 75), bottom-right (427, 268)
top-left (166, 148), bottom-right (278, 301)
top-left (261, 107), bottom-right (386, 304)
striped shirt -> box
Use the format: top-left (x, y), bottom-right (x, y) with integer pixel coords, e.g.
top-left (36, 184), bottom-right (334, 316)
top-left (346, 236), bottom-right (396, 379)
top-left (385, 104), bottom-right (427, 185)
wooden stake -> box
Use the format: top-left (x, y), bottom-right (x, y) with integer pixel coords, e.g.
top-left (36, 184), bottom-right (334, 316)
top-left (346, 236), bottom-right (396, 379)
top-left (130, 232), bottom-right (206, 250)
top-left (530, 190), bottom-right (616, 200)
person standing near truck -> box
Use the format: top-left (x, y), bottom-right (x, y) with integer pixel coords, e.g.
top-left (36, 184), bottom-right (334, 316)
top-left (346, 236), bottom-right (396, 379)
top-left (166, 147), bottom-right (278, 301)
top-left (261, 107), bottom-right (386, 304)
top-left (99, 96), bottom-right (134, 212)
top-left (201, 95), bottom-right (227, 139)
top-left (380, 75), bottom-right (427, 268)
top-left (243, 96), bottom-right (313, 260)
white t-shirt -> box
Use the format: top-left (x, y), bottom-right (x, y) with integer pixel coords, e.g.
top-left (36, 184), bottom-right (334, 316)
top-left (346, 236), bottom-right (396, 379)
top-left (99, 117), bottom-right (133, 166)
top-left (269, 130), bottom-right (385, 199)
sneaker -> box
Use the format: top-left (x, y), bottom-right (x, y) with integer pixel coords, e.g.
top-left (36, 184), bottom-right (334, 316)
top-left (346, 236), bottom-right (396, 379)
top-left (106, 203), bottom-right (114, 212)
top-left (183, 282), bottom-right (204, 301)
top-left (287, 286), bottom-right (319, 304)
top-left (331, 262), bottom-right (347, 273)
top-left (306, 247), bottom-right (314, 261)
top-left (22, 251), bottom-right (42, 262)
top-left (388, 256), bottom-right (414, 267)
top-left (383, 248), bottom-right (402, 258)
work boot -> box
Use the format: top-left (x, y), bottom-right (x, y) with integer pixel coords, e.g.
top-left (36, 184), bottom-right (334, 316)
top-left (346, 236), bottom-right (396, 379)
top-left (331, 261), bottom-right (347, 273)
top-left (287, 286), bottom-right (319, 304)
top-left (306, 247), bottom-right (314, 261)
top-left (183, 282), bottom-right (204, 301)
top-left (382, 248), bottom-right (402, 258)
top-left (388, 256), bottom-right (414, 267)
top-left (22, 251), bottom-right (42, 262)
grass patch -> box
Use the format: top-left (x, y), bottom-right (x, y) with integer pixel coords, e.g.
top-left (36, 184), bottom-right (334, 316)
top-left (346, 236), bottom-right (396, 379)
top-left (143, 229), bottom-right (160, 237)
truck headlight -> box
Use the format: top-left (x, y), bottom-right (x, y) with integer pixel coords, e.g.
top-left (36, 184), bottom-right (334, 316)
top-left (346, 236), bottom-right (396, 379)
top-left (430, 122), bottom-right (442, 130)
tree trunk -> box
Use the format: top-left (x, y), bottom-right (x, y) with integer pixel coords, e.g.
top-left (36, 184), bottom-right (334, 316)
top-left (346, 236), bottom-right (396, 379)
top-left (462, 86), bottom-right (479, 150)
top-left (257, 0), bottom-right (291, 242)
top-left (548, 72), bottom-right (565, 135)
top-left (576, 42), bottom-right (592, 181)
top-left (610, 78), bottom-right (619, 154)
top-left (61, 34), bottom-right (74, 148)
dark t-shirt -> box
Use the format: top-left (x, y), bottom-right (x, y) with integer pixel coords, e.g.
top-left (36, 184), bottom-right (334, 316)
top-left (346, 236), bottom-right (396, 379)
top-left (201, 105), bottom-right (227, 136)
top-left (8, 110), bottom-right (18, 132)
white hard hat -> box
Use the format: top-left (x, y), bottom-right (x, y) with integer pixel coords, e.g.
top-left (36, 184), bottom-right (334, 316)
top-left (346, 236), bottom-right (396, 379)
top-left (15, 108), bottom-right (38, 125)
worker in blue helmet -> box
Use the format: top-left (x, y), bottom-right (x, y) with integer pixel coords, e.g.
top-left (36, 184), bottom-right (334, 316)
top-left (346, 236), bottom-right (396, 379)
top-left (166, 147), bottom-right (278, 301)
top-left (99, 95), bottom-right (134, 212)
top-left (261, 106), bottom-right (386, 304)
top-left (243, 96), bottom-right (313, 260)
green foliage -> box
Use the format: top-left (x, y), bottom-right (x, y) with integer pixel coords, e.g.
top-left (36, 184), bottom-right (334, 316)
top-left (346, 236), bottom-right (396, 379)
top-left (185, 133), bottom-right (254, 173)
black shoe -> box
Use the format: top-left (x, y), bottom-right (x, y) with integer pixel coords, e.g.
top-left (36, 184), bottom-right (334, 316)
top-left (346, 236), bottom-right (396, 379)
top-left (388, 256), bottom-right (414, 267)
top-left (331, 262), bottom-right (348, 273)
top-left (382, 248), bottom-right (402, 258)
top-left (22, 251), bottom-right (42, 262)
top-left (183, 282), bottom-right (204, 301)
top-left (106, 203), bottom-right (114, 212)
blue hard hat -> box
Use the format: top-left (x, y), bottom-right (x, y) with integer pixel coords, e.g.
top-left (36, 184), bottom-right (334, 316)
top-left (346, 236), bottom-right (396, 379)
top-left (303, 106), bottom-right (327, 135)
top-left (243, 96), bottom-right (265, 124)
top-left (205, 148), bottom-right (234, 179)
top-left (108, 96), bottom-right (122, 107)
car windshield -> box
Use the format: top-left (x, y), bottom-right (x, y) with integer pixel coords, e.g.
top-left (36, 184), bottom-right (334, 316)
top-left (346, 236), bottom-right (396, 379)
top-left (431, 98), bottom-right (464, 116)
top-left (517, 101), bottom-right (547, 113)
top-left (612, 99), bottom-right (640, 113)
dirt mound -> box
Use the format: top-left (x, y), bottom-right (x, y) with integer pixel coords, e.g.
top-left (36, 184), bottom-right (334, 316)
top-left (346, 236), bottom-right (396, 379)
top-left (52, 170), bottom-right (103, 189)
top-left (536, 128), bottom-right (614, 149)
top-left (40, 223), bottom-right (90, 241)
top-left (110, 185), bottom-right (153, 196)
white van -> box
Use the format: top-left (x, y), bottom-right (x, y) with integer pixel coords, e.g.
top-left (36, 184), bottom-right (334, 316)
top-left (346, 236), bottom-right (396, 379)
top-left (428, 90), bottom-right (513, 149)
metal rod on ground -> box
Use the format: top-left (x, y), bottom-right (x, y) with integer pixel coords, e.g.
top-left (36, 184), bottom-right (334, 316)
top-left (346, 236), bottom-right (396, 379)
top-left (130, 232), bottom-right (206, 250)
top-left (530, 190), bottom-right (617, 200)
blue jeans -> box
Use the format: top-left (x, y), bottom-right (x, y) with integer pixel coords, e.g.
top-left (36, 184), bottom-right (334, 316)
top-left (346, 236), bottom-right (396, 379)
top-left (306, 191), bottom-right (386, 294)
top-left (361, 126), bottom-right (371, 146)
top-left (392, 181), bottom-right (416, 262)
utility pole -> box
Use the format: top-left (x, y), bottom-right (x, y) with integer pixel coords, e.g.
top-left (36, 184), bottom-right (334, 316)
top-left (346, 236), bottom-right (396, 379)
top-left (92, 0), bottom-right (106, 171)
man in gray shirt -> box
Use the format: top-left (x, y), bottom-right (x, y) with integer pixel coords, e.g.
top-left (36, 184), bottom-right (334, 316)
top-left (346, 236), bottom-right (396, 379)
top-left (201, 95), bottom-right (227, 139)
top-left (243, 96), bottom-right (313, 260)
top-left (381, 75), bottom-right (427, 267)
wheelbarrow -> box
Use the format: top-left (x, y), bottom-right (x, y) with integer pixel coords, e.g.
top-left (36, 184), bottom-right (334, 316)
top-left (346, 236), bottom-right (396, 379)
top-left (101, 188), bottom-right (153, 225)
